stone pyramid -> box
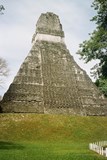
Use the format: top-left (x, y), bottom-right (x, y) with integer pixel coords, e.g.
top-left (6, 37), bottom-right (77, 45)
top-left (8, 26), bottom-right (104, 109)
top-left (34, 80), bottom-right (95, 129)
top-left (1, 12), bottom-right (107, 115)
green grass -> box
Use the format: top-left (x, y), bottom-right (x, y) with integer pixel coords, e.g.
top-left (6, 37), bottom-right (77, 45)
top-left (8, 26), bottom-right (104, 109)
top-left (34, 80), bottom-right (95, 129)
top-left (0, 114), bottom-right (107, 160)
top-left (0, 141), bottom-right (107, 160)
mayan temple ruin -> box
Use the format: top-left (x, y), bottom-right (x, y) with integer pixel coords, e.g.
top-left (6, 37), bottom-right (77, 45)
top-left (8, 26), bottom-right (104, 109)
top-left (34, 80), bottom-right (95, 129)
top-left (1, 12), bottom-right (107, 115)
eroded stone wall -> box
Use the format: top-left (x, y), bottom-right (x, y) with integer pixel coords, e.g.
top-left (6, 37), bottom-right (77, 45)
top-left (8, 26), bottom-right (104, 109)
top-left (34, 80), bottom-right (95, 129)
top-left (1, 41), bottom-right (107, 115)
top-left (1, 12), bottom-right (107, 115)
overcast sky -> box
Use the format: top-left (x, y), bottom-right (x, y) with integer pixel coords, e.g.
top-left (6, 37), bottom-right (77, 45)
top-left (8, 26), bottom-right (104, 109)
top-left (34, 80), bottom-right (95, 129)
top-left (0, 0), bottom-right (96, 96)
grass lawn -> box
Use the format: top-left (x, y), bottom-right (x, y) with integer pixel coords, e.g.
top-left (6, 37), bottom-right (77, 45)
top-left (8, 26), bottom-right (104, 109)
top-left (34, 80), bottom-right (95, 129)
top-left (0, 141), bottom-right (107, 160)
top-left (0, 114), bottom-right (107, 160)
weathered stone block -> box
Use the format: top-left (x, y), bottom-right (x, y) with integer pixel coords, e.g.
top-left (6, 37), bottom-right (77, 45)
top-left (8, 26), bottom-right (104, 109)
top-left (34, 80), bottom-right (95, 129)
top-left (1, 12), bottom-right (107, 115)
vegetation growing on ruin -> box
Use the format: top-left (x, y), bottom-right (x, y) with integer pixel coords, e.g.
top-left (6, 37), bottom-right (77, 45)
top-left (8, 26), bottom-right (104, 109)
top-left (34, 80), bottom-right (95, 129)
top-left (0, 114), bottom-right (107, 160)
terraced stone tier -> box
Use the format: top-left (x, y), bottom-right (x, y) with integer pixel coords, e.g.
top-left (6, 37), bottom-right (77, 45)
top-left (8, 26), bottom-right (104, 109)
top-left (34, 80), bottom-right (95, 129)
top-left (1, 12), bottom-right (107, 115)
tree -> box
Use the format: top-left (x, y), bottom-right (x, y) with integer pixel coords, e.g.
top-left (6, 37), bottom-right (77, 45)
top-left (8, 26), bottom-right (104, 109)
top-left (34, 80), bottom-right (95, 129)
top-left (0, 5), bottom-right (5, 14)
top-left (0, 58), bottom-right (8, 113)
top-left (77, 0), bottom-right (107, 96)
top-left (0, 57), bottom-right (9, 86)
top-left (95, 78), bottom-right (107, 96)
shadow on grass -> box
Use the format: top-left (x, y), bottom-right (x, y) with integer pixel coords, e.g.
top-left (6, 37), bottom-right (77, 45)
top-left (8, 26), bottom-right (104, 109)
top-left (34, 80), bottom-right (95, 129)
top-left (0, 141), bottom-right (24, 150)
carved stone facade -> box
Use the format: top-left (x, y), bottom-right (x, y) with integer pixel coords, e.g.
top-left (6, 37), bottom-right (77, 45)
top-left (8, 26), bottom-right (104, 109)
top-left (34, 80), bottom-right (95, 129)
top-left (1, 12), bottom-right (107, 115)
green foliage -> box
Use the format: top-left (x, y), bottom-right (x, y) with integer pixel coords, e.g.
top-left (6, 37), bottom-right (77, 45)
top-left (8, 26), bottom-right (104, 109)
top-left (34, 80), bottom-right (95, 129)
top-left (91, 0), bottom-right (107, 28)
top-left (0, 114), bottom-right (107, 160)
top-left (77, 0), bottom-right (107, 77)
top-left (95, 78), bottom-right (107, 96)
